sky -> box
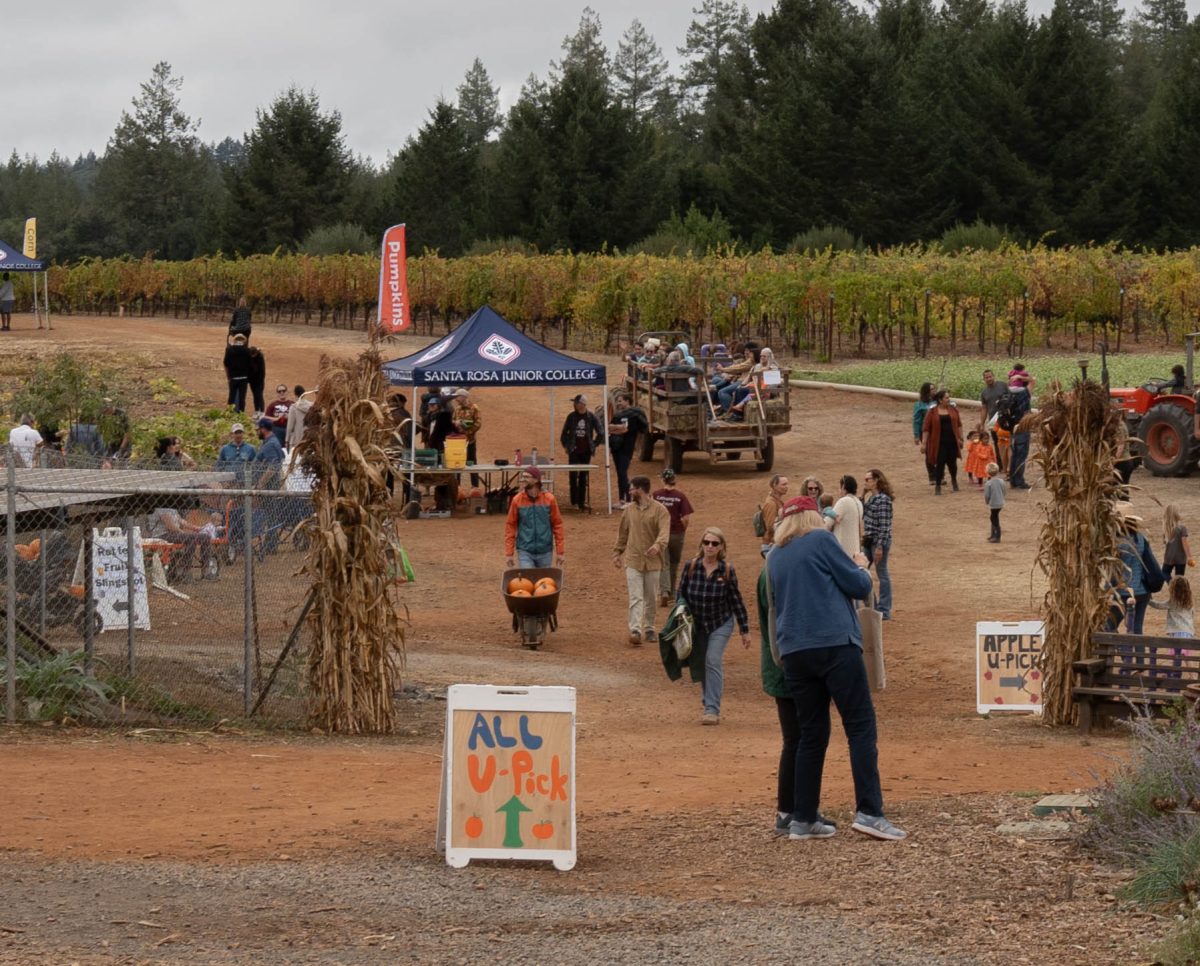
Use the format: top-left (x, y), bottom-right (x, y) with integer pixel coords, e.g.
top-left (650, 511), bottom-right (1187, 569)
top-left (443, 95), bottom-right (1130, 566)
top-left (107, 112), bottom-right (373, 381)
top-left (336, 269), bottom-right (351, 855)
top-left (6, 0), bottom-right (1197, 168)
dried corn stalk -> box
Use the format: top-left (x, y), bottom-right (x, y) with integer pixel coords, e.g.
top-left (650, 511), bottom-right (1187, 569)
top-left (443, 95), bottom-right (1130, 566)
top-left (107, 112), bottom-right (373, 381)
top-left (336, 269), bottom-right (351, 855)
top-left (297, 348), bottom-right (406, 733)
top-left (1033, 379), bottom-right (1124, 726)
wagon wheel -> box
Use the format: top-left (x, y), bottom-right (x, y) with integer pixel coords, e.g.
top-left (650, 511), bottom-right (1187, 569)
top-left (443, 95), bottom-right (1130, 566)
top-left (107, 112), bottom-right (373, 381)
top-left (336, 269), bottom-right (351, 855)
top-left (667, 436), bottom-right (685, 475)
top-left (639, 431), bottom-right (658, 462)
top-left (756, 436), bottom-right (776, 473)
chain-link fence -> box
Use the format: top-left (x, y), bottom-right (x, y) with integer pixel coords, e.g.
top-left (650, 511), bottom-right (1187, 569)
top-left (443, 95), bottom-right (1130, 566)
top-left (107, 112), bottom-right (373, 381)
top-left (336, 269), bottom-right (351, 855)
top-left (1, 446), bottom-right (318, 728)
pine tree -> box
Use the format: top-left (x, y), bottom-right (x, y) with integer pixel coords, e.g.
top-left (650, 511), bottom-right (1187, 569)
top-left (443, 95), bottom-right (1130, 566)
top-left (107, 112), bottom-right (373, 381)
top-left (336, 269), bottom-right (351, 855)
top-left (613, 20), bottom-right (671, 120)
top-left (456, 58), bottom-right (502, 146)
top-left (223, 87), bottom-right (353, 253)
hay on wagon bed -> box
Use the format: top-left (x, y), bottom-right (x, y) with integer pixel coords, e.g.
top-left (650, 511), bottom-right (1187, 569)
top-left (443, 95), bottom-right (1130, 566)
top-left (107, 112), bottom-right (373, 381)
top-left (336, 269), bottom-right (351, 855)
top-left (1032, 379), bottom-right (1125, 726)
top-left (297, 348), bottom-right (406, 733)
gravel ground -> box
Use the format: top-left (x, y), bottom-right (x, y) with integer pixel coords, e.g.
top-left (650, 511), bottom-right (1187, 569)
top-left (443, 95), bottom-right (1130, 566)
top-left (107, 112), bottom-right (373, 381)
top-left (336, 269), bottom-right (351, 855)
top-left (0, 851), bottom-right (977, 966)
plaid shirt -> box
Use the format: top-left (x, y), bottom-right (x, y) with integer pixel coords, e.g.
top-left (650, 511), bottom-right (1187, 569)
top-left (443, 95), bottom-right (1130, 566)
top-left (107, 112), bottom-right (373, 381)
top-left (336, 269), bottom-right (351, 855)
top-left (678, 558), bottom-right (750, 634)
top-left (863, 492), bottom-right (893, 547)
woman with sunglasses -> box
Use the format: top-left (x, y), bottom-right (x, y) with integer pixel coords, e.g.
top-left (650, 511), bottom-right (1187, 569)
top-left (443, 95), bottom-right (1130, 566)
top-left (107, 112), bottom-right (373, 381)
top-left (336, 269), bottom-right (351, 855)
top-left (676, 527), bottom-right (750, 725)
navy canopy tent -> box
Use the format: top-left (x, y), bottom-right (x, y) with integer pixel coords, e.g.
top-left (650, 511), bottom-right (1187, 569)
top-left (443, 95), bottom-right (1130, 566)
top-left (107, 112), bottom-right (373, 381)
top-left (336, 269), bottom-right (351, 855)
top-left (383, 305), bottom-right (606, 388)
top-left (0, 238), bottom-right (50, 329)
top-left (382, 305), bottom-right (613, 510)
top-left (0, 239), bottom-right (47, 272)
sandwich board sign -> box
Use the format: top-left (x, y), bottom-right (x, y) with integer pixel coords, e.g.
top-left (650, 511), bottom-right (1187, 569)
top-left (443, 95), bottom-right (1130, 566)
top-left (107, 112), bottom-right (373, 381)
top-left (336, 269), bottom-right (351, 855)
top-left (438, 684), bottom-right (576, 870)
top-left (91, 527), bottom-right (150, 632)
top-left (976, 620), bottom-right (1043, 714)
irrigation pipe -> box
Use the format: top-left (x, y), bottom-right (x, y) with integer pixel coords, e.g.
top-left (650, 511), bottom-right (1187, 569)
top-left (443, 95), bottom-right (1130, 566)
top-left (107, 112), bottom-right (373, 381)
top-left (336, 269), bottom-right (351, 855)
top-left (789, 378), bottom-right (983, 411)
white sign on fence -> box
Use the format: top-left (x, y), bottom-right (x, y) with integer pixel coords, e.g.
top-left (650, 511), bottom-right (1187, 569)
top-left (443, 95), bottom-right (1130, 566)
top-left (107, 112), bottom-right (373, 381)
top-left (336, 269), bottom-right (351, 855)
top-left (91, 527), bottom-right (150, 632)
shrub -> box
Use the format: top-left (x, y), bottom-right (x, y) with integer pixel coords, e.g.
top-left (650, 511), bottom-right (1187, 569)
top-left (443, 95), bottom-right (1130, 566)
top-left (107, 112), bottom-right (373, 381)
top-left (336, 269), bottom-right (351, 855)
top-left (0, 650), bottom-right (110, 721)
top-left (299, 223), bottom-right (374, 256)
top-left (462, 236), bottom-right (538, 256)
top-left (628, 205), bottom-right (736, 257)
top-left (787, 224), bottom-right (862, 254)
top-left (938, 219), bottom-right (1014, 253)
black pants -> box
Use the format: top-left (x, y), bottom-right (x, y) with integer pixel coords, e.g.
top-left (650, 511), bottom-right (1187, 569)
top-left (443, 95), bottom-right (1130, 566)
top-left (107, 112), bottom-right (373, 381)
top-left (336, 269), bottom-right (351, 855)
top-left (250, 380), bottom-right (265, 415)
top-left (774, 695), bottom-right (800, 814)
top-left (990, 507), bottom-right (1002, 540)
top-left (1165, 562), bottom-right (1186, 579)
top-left (935, 450), bottom-right (958, 486)
top-left (568, 450), bottom-right (591, 508)
top-left (613, 445), bottom-right (634, 502)
top-left (467, 440), bottom-right (479, 487)
top-left (228, 379), bottom-right (248, 412)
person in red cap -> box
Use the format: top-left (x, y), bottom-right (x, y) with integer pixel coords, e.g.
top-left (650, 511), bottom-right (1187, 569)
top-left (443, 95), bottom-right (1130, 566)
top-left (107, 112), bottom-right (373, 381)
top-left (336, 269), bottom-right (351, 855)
top-left (505, 467), bottom-right (564, 569)
top-left (762, 495), bottom-right (907, 842)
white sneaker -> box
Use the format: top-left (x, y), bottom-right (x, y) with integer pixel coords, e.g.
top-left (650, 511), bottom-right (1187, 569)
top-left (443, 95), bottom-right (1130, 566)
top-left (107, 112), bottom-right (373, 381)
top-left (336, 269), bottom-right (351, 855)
top-left (851, 812), bottom-right (907, 841)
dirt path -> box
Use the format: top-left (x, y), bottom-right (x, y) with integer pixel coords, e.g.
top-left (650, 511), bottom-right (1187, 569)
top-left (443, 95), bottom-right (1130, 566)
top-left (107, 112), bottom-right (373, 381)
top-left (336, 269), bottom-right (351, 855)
top-left (2, 313), bottom-right (1183, 963)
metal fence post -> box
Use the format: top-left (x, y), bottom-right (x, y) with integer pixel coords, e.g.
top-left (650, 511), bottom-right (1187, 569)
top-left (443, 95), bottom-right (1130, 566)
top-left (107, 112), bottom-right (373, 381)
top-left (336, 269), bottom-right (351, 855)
top-left (83, 528), bottom-right (95, 675)
top-left (243, 493), bottom-right (253, 716)
top-left (125, 515), bottom-right (135, 676)
top-left (6, 446), bottom-right (17, 723)
top-left (37, 526), bottom-right (46, 638)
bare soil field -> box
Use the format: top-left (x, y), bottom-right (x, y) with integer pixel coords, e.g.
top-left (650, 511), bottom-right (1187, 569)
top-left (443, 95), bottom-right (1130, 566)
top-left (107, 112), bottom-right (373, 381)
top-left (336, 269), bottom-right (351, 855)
top-left (1, 313), bottom-right (1190, 964)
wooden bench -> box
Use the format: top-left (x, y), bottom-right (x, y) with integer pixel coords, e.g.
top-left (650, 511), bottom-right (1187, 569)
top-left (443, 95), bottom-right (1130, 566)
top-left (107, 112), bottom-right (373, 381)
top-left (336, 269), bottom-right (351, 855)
top-left (1072, 631), bottom-right (1200, 733)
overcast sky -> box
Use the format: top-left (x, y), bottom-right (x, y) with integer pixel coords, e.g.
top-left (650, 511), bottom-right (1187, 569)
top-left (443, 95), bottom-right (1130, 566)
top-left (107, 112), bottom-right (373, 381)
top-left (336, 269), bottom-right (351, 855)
top-left (7, 0), bottom-right (1197, 167)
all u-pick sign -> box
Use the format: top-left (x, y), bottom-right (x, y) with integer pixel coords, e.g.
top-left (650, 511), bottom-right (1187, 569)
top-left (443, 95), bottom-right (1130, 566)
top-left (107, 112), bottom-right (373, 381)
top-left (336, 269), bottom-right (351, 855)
top-left (438, 685), bottom-right (576, 870)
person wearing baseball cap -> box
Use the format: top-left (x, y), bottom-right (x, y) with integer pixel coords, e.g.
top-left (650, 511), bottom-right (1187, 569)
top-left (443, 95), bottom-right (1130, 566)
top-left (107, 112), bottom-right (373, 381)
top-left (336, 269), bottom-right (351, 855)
top-left (652, 467), bottom-right (693, 605)
top-left (217, 422), bottom-right (257, 485)
top-left (505, 465), bottom-right (565, 570)
top-left (763, 494), bottom-right (906, 842)
top-left (559, 393), bottom-right (602, 511)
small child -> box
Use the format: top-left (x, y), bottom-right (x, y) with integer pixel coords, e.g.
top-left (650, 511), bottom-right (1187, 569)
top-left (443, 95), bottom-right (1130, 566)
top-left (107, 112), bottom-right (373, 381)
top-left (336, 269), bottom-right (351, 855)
top-left (1149, 575), bottom-right (1194, 677)
top-left (967, 430), bottom-right (996, 488)
top-left (818, 493), bottom-right (837, 530)
top-left (198, 511), bottom-right (225, 540)
top-left (964, 431), bottom-right (980, 485)
top-left (983, 462), bottom-right (1006, 543)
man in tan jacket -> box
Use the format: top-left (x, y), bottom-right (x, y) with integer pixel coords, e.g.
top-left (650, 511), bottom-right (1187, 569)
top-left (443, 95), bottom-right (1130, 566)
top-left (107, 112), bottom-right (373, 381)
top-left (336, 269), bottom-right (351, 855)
top-left (613, 475), bottom-right (670, 647)
top-left (759, 474), bottom-right (789, 556)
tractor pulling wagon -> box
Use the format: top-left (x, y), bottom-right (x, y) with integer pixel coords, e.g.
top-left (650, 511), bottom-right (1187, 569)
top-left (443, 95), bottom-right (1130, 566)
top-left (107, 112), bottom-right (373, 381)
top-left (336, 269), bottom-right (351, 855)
top-left (1110, 331), bottom-right (1200, 476)
top-left (623, 333), bottom-right (792, 474)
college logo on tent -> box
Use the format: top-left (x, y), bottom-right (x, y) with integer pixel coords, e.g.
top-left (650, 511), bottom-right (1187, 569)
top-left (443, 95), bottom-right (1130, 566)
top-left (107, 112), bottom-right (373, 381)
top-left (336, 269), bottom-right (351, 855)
top-left (416, 337), bottom-right (453, 365)
top-left (479, 334), bottom-right (520, 365)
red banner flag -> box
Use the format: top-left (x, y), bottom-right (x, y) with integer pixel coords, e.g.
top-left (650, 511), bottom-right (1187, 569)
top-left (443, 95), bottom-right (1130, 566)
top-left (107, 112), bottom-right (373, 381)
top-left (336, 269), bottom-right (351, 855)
top-left (378, 224), bottom-right (411, 333)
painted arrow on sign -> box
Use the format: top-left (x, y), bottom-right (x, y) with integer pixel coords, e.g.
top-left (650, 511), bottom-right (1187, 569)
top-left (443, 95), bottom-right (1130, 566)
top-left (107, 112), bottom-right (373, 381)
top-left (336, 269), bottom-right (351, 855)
top-left (497, 795), bottom-right (532, 848)
top-left (999, 676), bottom-right (1027, 689)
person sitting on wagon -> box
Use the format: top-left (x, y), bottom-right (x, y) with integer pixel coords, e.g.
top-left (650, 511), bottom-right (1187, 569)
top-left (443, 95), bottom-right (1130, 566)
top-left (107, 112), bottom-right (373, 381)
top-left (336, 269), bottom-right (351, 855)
top-left (504, 467), bottom-right (565, 569)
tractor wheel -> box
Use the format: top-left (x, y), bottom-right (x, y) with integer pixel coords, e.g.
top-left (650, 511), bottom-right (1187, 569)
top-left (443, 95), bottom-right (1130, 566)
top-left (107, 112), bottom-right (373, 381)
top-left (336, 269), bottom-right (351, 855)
top-left (640, 431), bottom-right (658, 462)
top-left (1139, 404), bottom-right (1195, 476)
top-left (667, 437), bottom-right (685, 475)
top-left (756, 436), bottom-right (776, 473)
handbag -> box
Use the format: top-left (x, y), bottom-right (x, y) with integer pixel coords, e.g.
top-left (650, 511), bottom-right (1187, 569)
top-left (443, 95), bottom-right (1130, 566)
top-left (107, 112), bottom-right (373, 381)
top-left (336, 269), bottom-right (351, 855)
top-left (1138, 534), bottom-right (1165, 594)
top-left (861, 592), bottom-right (886, 691)
top-left (660, 599), bottom-right (694, 660)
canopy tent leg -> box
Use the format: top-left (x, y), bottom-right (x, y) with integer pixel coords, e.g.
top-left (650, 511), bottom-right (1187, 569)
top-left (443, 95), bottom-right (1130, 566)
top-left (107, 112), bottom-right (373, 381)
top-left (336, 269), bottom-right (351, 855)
top-left (44, 272), bottom-right (51, 330)
top-left (603, 393), bottom-right (612, 514)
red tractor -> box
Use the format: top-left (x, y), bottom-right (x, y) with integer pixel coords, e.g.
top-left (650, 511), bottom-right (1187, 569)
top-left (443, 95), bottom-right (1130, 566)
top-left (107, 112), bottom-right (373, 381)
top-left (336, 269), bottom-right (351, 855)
top-left (1108, 333), bottom-right (1200, 476)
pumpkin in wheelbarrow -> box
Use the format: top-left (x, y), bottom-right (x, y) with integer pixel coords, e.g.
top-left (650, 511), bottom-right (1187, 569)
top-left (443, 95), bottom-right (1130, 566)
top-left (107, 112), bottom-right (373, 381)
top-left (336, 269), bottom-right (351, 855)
top-left (510, 589), bottom-right (533, 597)
top-left (507, 576), bottom-right (535, 595)
top-left (533, 582), bottom-right (556, 597)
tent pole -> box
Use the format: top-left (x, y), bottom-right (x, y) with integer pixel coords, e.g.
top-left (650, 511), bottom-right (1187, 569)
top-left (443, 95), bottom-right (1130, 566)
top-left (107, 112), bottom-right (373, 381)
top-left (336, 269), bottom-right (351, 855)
top-left (603, 390), bottom-right (612, 514)
top-left (44, 271), bottom-right (50, 330)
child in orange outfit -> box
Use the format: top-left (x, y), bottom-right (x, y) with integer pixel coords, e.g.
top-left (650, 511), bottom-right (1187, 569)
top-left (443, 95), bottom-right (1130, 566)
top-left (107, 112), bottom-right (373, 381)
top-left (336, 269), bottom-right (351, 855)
top-left (965, 430), bottom-right (996, 488)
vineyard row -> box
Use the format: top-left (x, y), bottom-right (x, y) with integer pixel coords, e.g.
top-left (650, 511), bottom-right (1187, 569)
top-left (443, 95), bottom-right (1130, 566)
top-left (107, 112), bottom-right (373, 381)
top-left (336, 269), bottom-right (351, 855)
top-left (14, 245), bottom-right (1200, 359)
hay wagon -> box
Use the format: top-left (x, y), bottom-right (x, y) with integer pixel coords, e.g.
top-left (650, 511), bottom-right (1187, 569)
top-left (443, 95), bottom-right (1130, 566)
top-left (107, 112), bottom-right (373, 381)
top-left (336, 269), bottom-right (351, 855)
top-left (623, 336), bottom-right (791, 474)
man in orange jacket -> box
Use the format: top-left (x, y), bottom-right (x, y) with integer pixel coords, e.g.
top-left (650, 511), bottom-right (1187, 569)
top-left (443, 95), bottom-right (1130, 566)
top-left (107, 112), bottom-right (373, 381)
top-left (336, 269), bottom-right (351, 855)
top-left (505, 467), bottom-right (565, 569)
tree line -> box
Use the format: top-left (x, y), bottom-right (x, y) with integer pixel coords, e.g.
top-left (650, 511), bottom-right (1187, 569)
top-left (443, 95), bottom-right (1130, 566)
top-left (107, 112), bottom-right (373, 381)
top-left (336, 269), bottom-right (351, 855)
top-left (1, 0), bottom-right (1198, 264)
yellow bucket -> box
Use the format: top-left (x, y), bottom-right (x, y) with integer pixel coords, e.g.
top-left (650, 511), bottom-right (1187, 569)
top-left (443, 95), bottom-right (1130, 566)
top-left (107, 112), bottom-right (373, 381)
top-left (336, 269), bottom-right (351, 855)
top-left (443, 435), bottom-right (468, 469)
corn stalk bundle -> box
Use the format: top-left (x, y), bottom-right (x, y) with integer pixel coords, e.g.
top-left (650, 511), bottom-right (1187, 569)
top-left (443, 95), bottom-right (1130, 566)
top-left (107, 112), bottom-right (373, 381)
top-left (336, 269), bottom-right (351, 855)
top-left (296, 348), bottom-right (406, 733)
top-left (1032, 379), bottom-right (1124, 726)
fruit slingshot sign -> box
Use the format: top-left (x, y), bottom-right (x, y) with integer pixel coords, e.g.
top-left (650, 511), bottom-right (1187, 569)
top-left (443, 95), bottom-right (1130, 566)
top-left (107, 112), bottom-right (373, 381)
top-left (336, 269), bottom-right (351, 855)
top-left (438, 684), bottom-right (576, 870)
top-left (975, 620), bottom-right (1044, 714)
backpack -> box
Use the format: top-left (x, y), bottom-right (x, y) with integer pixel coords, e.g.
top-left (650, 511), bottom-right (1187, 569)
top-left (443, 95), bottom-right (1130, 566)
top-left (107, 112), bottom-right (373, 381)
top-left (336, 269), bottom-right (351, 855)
top-left (996, 390), bottom-right (1029, 432)
top-left (753, 505), bottom-right (766, 538)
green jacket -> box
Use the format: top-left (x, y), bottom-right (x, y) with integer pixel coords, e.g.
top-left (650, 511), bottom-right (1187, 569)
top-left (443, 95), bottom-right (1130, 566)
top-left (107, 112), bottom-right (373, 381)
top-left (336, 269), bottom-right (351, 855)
top-left (757, 568), bottom-right (788, 698)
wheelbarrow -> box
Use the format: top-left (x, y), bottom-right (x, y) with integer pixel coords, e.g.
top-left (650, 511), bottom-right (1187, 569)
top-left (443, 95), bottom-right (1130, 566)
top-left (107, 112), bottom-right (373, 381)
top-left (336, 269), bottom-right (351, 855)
top-left (501, 567), bottom-right (562, 649)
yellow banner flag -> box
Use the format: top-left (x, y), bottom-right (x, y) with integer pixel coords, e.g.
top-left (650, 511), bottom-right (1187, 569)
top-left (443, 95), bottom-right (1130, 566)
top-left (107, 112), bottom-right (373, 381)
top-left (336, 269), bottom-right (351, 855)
top-left (22, 218), bottom-right (36, 258)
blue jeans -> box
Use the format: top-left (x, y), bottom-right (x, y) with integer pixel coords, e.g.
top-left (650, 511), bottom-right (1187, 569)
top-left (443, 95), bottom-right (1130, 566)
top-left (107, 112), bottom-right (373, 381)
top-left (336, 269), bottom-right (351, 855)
top-left (869, 541), bottom-right (892, 618)
top-left (782, 644), bottom-right (884, 822)
top-left (702, 617), bottom-right (735, 715)
top-left (717, 383), bottom-right (739, 411)
top-left (1009, 432), bottom-right (1030, 486)
top-left (518, 550), bottom-right (553, 568)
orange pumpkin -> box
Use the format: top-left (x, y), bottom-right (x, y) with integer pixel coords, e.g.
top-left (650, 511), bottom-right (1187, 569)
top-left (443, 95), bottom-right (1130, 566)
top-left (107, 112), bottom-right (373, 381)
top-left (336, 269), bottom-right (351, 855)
top-left (510, 589), bottom-right (532, 597)
top-left (464, 815), bottom-right (483, 839)
top-left (531, 820), bottom-right (554, 840)
top-left (508, 576), bottom-right (534, 595)
top-left (533, 583), bottom-right (556, 597)
top-left (534, 577), bottom-right (557, 593)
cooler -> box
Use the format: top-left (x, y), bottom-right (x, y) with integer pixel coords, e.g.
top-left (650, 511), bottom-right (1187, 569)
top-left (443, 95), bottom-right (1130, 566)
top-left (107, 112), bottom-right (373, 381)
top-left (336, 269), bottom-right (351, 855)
top-left (443, 435), bottom-right (468, 469)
